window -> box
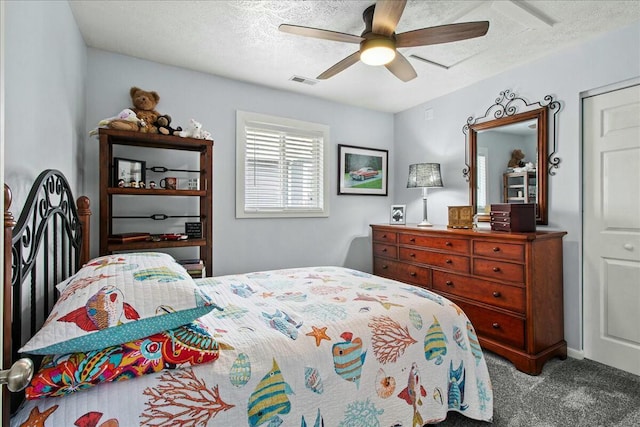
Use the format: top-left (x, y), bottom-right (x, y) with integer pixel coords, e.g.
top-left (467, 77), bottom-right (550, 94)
top-left (477, 147), bottom-right (488, 212)
top-left (236, 111), bottom-right (330, 218)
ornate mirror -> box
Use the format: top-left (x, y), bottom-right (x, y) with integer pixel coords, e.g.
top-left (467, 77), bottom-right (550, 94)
top-left (463, 90), bottom-right (560, 225)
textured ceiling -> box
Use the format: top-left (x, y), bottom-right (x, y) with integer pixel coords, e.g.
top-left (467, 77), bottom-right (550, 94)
top-left (69, 0), bottom-right (640, 113)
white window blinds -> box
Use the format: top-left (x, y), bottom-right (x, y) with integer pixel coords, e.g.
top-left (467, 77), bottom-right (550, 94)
top-left (477, 148), bottom-right (488, 212)
top-left (236, 111), bottom-right (330, 218)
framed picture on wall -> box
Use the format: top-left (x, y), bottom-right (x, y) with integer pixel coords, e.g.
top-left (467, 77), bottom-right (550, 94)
top-left (390, 204), bottom-right (406, 225)
top-left (114, 157), bottom-right (146, 188)
top-left (338, 144), bottom-right (388, 195)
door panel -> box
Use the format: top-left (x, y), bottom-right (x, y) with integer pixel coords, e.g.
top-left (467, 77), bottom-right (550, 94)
top-left (583, 83), bottom-right (640, 376)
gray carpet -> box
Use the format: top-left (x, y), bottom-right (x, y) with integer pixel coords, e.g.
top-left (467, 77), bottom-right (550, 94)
top-left (432, 351), bottom-right (640, 427)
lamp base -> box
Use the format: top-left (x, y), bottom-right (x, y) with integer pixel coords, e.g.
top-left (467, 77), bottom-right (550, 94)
top-left (417, 220), bottom-right (433, 227)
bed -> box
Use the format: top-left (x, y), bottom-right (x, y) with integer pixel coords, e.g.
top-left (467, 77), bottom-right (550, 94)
top-left (3, 170), bottom-right (493, 426)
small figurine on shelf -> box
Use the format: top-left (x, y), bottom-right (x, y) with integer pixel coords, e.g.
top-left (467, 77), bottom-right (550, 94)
top-left (149, 180), bottom-right (157, 189)
top-left (118, 179), bottom-right (125, 188)
top-left (139, 181), bottom-right (146, 188)
top-left (129, 180), bottom-right (139, 188)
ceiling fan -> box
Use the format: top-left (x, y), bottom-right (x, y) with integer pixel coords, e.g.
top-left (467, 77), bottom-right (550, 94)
top-left (279, 0), bottom-right (489, 82)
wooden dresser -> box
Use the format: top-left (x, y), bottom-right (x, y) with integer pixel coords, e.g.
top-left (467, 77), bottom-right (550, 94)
top-left (371, 224), bottom-right (567, 375)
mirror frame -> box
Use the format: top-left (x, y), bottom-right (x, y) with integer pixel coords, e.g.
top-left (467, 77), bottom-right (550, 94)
top-left (463, 90), bottom-right (561, 225)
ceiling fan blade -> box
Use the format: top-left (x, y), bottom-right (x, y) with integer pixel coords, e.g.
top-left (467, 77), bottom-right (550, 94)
top-left (317, 52), bottom-right (361, 80)
top-left (279, 24), bottom-right (363, 44)
top-left (385, 52), bottom-right (417, 82)
top-left (372, 0), bottom-right (407, 37)
top-left (396, 21), bottom-right (490, 48)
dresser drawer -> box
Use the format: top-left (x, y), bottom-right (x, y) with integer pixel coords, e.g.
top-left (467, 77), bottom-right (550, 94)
top-left (373, 230), bottom-right (397, 244)
top-left (399, 247), bottom-right (470, 274)
top-left (432, 271), bottom-right (525, 313)
top-left (373, 243), bottom-right (397, 259)
top-left (453, 299), bottom-right (525, 349)
top-left (399, 234), bottom-right (470, 254)
top-left (473, 240), bottom-right (525, 261)
top-left (473, 259), bottom-right (525, 284)
top-left (373, 257), bottom-right (429, 287)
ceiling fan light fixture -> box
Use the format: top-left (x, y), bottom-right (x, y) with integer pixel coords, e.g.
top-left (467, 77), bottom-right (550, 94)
top-left (360, 38), bottom-right (396, 66)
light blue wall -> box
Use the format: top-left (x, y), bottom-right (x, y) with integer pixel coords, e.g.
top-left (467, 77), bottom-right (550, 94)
top-left (393, 21), bottom-right (640, 352)
top-left (85, 50), bottom-right (394, 275)
top-left (4, 0), bottom-right (86, 209)
top-left (4, 0), bottom-right (639, 353)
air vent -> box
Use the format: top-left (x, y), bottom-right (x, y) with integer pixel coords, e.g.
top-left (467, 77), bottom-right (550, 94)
top-left (289, 75), bottom-right (318, 86)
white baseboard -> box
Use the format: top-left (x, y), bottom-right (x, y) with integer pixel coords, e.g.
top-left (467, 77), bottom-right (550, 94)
top-left (567, 347), bottom-right (584, 360)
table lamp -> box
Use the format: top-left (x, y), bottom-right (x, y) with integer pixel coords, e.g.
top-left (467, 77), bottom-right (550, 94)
top-left (407, 163), bottom-right (443, 227)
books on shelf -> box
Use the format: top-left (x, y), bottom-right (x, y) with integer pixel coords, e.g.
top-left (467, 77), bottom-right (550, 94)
top-left (108, 232), bottom-right (150, 243)
top-left (178, 259), bottom-right (205, 278)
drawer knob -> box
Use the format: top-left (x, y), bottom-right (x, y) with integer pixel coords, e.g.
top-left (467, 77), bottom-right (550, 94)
top-left (410, 253), bottom-right (416, 258)
top-left (382, 248), bottom-right (387, 252)
top-left (382, 265), bottom-right (388, 270)
top-left (446, 281), bottom-right (453, 286)
top-left (493, 267), bottom-right (501, 272)
top-left (492, 323), bottom-right (500, 329)
top-left (493, 247), bottom-right (500, 252)
top-left (445, 241), bottom-right (452, 247)
top-left (410, 272), bottom-right (417, 277)
top-left (492, 291), bottom-right (501, 298)
top-left (410, 238), bottom-right (416, 242)
top-left (445, 259), bottom-right (452, 264)
top-left (382, 234), bottom-right (387, 238)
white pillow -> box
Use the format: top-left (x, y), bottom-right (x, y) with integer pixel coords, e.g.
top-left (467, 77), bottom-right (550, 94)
top-left (20, 252), bottom-right (221, 355)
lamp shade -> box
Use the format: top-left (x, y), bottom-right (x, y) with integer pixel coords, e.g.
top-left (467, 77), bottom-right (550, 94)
top-left (407, 163), bottom-right (443, 188)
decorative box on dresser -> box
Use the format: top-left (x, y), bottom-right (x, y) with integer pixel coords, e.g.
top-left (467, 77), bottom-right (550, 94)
top-left (371, 224), bottom-right (567, 375)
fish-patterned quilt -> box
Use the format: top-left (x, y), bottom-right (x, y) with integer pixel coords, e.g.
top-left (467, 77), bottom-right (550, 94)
top-left (11, 266), bottom-right (493, 427)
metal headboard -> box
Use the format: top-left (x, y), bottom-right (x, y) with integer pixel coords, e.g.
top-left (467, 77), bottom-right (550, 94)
top-left (2, 169), bottom-right (91, 424)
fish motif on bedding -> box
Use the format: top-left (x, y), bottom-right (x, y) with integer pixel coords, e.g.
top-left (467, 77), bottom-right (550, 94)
top-left (56, 274), bottom-right (114, 303)
top-left (262, 309), bottom-right (302, 339)
top-left (402, 286), bottom-right (445, 306)
top-left (304, 367), bottom-right (324, 394)
top-left (133, 266), bottom-right (186, 283)
top-left (332, 332), bottom-right (366, 388)
top-left (247, 359), bottom-right (293, 427)
top-left (453, 325), bottom-right (467, 350)
top-left (354, 292), bottom-right (403, 310)
top-left (467, 321), bottom-right (483, 365)
top-left (58, 285), bottom-right (140, 332)
top-left (424, 315), bottom-right (448, 365)
top-left (231, 282), bottom-right (256, 298)
top-left (397, 362), bottom-right (427, 427)
top-left (11, 266), bottom-right (493, 427)
top-left (448, 360), bottom-right (468, 411)
top-left (300, 408), bottom-right (323, 427)
top-left (85, 256), bottom-right (126, 270)
top-left (229, 353), bottom-right (251, 387)
top-left (409, 308), bottom-right (423, 330)
top-left (74, 411), bottom-right (118, 427)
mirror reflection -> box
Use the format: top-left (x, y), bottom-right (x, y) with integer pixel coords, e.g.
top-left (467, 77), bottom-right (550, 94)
top-left (475, 119), bottom-right (538, 214)
top-left (468, 106), bottom-right (548, 224)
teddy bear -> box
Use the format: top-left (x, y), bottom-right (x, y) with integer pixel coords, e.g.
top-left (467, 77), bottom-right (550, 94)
top-left (508, 149), bottom-right (526, 168)
top-left (107, 86), bottom-right (161, 133)
top-left (129, 86), bottom-right (161, 133)
top-left (155, 114), bottom-right (183, 136)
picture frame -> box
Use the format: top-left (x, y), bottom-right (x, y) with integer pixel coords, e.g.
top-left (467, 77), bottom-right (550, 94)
top-left (390, 204), bottom-right (406, 225)
top-left (338, 144), bottom-right (388, 195)
top-left (114, 157), bottom-right (146, 188)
